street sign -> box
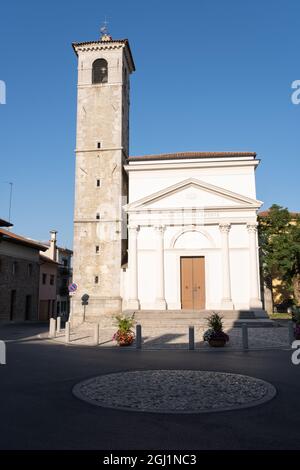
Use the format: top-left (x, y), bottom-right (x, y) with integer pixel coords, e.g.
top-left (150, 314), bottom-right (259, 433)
top-left (68, 283), bottom-right (78, 293)
top-left (81, 293), bottom-right (89, 306)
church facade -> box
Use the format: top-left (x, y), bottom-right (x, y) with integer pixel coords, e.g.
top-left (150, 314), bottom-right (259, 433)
top-left (71, 32), bottom-right (264, 325)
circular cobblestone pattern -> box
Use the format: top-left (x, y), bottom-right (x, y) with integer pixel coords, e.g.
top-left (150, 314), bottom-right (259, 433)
top-left (73, 370), bottom-right (276, 413)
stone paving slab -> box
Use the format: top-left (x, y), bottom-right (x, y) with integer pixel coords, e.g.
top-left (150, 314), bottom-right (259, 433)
top-left (45, 324), bottom-right (291, 350)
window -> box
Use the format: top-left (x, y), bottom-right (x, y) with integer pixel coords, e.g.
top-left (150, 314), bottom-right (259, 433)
top-left (95, 276), bottom-right (99, 284)
top-left (96, 179), bottom-right (101, 187)
top-left (92, 58), bottom-right (108, 84)
top-left (28, 264), bottom-right (33, 277)
top-left (97, 142), bottom-right (101, 149)
top-left (25, 295), bottom-right (31, 321)
top-left (95, 245), bottom-right (100, 254)
top-left (10, 290), bottom-right (16, 321)
top-left (50, 274), bottom-right (55, 285)
top-left (96, 213), bottom-right (100, 220)
top-left (42, 273), bottom-right (47, 285)
top-left (12, 261), bottom-right (17, 276)
top-left (63, 258), bottom-right (68, 267)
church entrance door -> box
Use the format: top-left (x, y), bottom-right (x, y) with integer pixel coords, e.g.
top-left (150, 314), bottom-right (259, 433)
top-left (180, 257), bottom-right (205, 310)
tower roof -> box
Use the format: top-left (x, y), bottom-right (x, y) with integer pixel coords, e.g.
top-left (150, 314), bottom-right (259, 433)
top-left (72, 38), bottom-right (135, 72)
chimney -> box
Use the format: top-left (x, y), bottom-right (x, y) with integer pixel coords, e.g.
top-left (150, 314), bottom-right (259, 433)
top-left (49, 230), bottom-right (57, 261)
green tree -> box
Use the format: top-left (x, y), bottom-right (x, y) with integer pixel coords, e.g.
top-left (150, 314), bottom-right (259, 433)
top-left (258, 204), bottom-right (300, 306)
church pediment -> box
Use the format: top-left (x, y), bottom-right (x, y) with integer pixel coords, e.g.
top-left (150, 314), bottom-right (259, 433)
top-left (124, 178), bottom-right (262, 212)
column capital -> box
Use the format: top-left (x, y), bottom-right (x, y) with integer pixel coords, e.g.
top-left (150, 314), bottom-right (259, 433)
top-left (128, 224), bottom-right (140, 232)
top-left (246, 222), bottom-right (258, 233)
top-left (154, 224), bottom-right (166, 234)
top-left (219, 223), bottom-right (231, 234)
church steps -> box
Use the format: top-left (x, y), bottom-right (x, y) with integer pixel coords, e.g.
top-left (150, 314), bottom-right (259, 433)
top-left (121, 310), bottom-right (274, 328)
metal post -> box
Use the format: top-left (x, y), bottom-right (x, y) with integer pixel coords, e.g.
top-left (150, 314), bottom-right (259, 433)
top-left (49, 318), bottom-right (56, 338)
top-left (0, 340), bottom-right (6, 365)
top-left (136, 324), bottom-right (142, 349)
top-left (65, 321), bottom-right (70, 344)
top-left (94, 323), bottom-right (99, 346)
top-left (288, 321), bottom-right (295, 345)
top-left (242, 323), bottom-right (248, 350)
top-left (189, 326), bottom-right (195, 350)
top-left (56, 316), bottom-right (61, 334)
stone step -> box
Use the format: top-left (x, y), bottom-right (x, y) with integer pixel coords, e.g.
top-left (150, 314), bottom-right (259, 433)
top-left (134, 320), bottom-right (275, 328)
top-left (127, 310), bottom-right (262, 320)
top-left (133, 315), bottom-right (255, 321)
top-left (85, 310), bottom-right (272, 328)
top-left (132, 313), bottom-right (256, 321)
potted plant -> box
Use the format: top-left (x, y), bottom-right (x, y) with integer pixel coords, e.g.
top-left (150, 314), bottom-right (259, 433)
top-left (113, 314), bottom-right (135, 346)
top-left (203, 312), bottom-right (229, 347)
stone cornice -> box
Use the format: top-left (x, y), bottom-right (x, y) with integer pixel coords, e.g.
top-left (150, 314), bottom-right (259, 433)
top-left (125, 205), bottom-right (260, 213)
top-left (75, 147), bottom-right (123, 153)
top-left (72, 40), bottom-right (135, 73)
top-left (124, 160), bottom-right (260, 172)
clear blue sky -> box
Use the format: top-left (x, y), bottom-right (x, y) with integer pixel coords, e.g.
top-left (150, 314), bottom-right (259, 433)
top-left (1, 0), bottom-right (300, 247)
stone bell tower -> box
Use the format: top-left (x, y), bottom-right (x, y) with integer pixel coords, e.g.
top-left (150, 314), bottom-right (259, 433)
top-left (71, 29), bottom-right (135, 325)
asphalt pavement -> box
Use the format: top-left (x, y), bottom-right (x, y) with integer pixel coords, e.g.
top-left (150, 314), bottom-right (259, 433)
top-left (0, 323), bottom-right (299, 450)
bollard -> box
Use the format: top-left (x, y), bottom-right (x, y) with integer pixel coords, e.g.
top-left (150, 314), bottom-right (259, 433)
top-left (0, 340), bottom-right (6, 365)
top-left (288, 320), bottom-right (295, 345)
top-left (65, 321), bottom-right (70, 344)
top-left (136, 324), bottom-right (142, 349)
top-left (49, 318), bottom-right (56, 338)
top-left (189, 326), bottom-right (195, 350)
top-left (242, 323), bottom-right (248, 350)
top-left (56, 316), bottom-right (61, 334)
top-left (94, 323), bottom-right (99, 346)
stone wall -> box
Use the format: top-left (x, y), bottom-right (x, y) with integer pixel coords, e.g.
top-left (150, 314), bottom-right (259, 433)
top-left (0, 253), bottom-right (39, 321)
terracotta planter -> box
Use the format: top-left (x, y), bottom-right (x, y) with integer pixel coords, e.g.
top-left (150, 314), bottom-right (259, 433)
top-left (209, 339), bottom-right (226, 347)
top-left (115, 332), bottom-right (135, 346)
top-left (118, 338), bottom-right (134, 347)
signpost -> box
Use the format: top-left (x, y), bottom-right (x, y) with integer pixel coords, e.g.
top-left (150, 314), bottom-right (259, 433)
top-left (81, 294), bottom-right (89, 321)
top-left (68, 283), bottom-right (78, 297)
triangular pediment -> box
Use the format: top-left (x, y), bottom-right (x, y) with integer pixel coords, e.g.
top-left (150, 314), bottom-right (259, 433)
top-left (124, 178), bottom-right (262, 211)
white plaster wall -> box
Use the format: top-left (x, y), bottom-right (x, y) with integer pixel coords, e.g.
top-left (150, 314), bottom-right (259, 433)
top-left (128, 164), bottom-right (257, 203)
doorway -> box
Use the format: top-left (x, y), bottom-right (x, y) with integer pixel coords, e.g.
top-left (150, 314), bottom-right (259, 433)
top-left (180, 257), bottom-right (205, 309)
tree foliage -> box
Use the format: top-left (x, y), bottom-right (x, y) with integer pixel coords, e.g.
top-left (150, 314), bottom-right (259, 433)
top-left (258, 204), bottom-right (300, 303)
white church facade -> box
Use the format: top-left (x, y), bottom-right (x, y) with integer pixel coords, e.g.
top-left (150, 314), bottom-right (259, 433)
top-left (70, 32), bottom-right (265, 325)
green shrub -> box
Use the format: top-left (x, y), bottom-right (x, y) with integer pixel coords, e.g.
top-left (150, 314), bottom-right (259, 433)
top-left (205, 312), bottom-right (224, 332)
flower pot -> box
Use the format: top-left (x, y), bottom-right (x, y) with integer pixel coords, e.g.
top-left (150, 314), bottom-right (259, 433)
top-left (118, 337), bottom-right (134, 347)
top-left (209, 339), bottom-right (226, 347)
top-left (115, 332), bottom-right (134, 346)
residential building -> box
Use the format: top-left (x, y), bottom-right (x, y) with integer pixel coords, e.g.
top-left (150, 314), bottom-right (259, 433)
top-left (38, 254), bottom-right (58, 321)
top-left (0, 219), bottom-right (46, 321)
top-left (39, 230), bottom-right (72, 320)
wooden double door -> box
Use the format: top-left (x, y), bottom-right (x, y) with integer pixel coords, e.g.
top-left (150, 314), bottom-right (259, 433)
top-left (180, 257), bottom-right (205, 310)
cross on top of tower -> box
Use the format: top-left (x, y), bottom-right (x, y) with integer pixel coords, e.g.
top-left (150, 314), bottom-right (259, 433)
top-left (100, 18), bottom-right (112, 41)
